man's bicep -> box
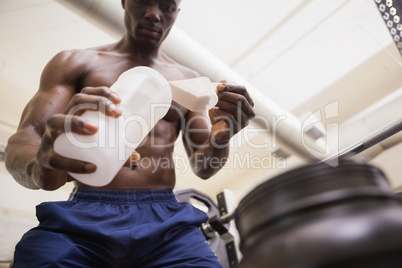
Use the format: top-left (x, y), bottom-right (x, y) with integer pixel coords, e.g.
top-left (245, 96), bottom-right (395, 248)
top-left (18, 51), bottom-right (80, 132)
top-left (18, 89), bottom-right (69, 135)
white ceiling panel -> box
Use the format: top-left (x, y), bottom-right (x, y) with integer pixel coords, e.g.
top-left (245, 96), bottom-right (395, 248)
top-left (0, 0), bottom-right (51, 13)
top-left (0, 0), bottom-right (116, 133)
top-left (175, 0), bottom-right (401, 114)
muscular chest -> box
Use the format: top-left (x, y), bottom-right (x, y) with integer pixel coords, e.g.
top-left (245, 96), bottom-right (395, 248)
top-left (80, 54), bottom-right (188, 88)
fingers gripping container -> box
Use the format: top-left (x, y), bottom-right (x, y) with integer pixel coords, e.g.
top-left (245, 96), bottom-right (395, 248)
top-left (54, 67), bottom-right (172, 187)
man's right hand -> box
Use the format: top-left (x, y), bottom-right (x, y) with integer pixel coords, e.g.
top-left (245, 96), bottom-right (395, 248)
top-left (30, 86), bottom-right (122, 190)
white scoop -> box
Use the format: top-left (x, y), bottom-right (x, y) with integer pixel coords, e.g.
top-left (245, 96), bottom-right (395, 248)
top-left (169, 77), bottom-right (219, 112)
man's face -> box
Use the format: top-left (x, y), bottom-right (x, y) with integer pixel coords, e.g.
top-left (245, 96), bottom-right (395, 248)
top-left (122, 0), bottom-right (181, 48)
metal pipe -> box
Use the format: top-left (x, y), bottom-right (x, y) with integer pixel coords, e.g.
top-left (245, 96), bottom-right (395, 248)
top-left (322, 118), bottom-right (402, 164)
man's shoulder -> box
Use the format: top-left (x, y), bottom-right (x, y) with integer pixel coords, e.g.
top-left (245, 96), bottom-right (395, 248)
top-left (52, 47), bottom-right (102, 66)
top-left (42, 47), bottom-right (109, 88)
top-left (48, 44), bottom-right (119, 77)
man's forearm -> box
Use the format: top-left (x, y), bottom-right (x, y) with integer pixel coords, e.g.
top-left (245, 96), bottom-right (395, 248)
top-left (189, 137), bottom-right (229, 179)
top-left (5, 131), bottom-right (41, 189)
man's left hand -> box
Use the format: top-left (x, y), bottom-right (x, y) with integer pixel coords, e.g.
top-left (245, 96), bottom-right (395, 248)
top-left (209, 83), bottom-right (255, 145)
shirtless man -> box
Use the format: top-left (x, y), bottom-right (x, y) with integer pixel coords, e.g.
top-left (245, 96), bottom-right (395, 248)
top-left (5, 0), bottom-right (255, 267)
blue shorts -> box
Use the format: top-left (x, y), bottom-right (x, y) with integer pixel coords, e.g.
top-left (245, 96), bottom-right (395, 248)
top-left (11, 188), bottom-right (223, 268)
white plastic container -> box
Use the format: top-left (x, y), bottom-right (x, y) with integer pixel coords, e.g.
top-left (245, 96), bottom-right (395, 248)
top-left (169, 77), bottom-right (218, 112)
top-left (54, 66), bottom-right (172, 187)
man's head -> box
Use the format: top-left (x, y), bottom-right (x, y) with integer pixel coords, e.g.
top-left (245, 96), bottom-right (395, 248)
top-left (121, 0), bottom-right (181, 48)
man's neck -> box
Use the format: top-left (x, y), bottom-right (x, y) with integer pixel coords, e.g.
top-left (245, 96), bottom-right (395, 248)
top-left (115, 34), bottom-right (162, 61)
